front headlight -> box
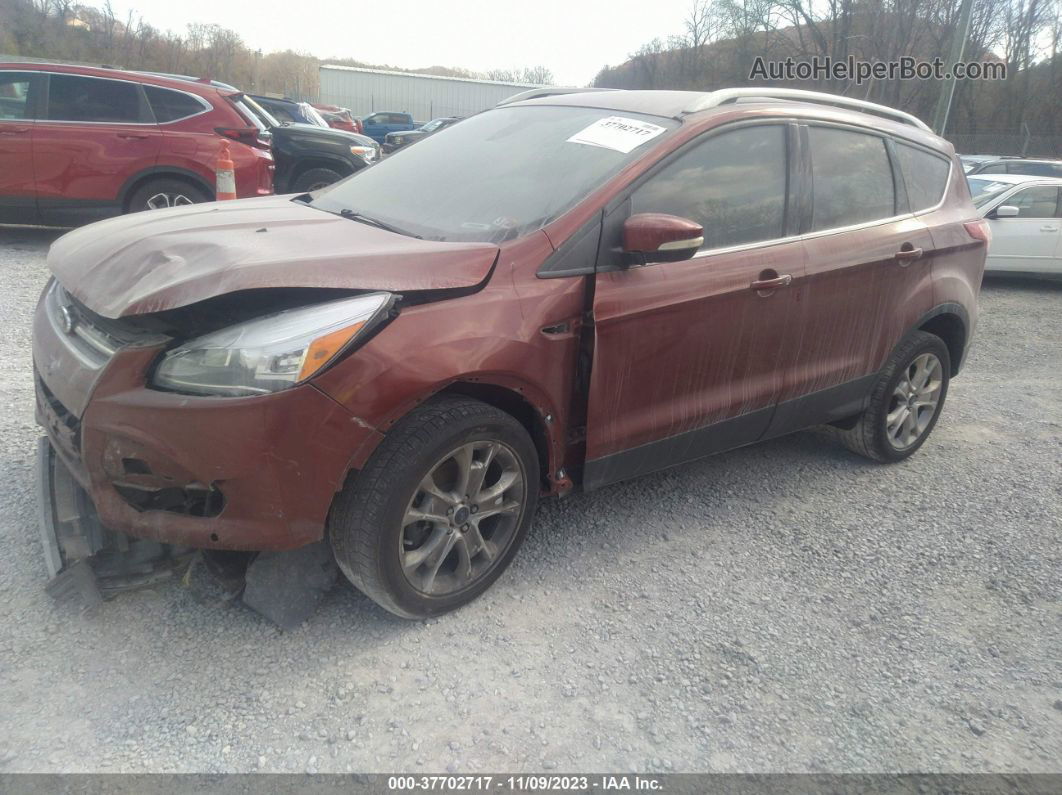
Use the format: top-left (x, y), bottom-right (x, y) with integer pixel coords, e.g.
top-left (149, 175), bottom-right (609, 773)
top-left (152, 293), bottom-right (393, 397)
top-left (350, 145), bottom-right (376, 162)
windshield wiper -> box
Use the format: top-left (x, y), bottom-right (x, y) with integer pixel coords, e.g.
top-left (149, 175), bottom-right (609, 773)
top-left (338, 208), bottom-right (421, 239)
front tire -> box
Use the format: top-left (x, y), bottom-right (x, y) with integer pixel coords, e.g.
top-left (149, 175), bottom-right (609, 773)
top-left (330, 396), bottom-right (539, 618)
top-left (833, 330), bottom-right (951, 462)
top-left (291, 167), bottom-right (344, 193)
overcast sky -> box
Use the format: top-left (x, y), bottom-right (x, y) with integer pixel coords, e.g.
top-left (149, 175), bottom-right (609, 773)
top-left (104, 0), bottom-right (692, 86)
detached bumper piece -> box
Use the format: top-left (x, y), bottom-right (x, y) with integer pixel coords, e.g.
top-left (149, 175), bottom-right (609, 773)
top-left (38, 438), bottom-right (192, 612)
top-left (38, 437), bottom-right (338, 628)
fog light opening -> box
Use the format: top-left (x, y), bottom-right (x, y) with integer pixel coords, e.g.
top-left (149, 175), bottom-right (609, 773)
top-left (113, 482), bottom-right (225, 517)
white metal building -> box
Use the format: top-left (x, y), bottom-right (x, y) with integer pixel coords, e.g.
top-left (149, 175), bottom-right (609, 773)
top-left (318, 65), bottom-right (540, 121)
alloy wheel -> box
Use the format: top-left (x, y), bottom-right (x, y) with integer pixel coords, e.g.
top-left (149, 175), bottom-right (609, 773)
top-left (399, 441), bottom-right (527, 596)
top-left (885, 352), bottom-right (944, 450)
top-left (145, 192), bottom-right (195, 210)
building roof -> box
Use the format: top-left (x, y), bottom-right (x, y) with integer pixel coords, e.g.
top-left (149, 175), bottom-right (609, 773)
top-left (320, 64), bottom-right (542, 89)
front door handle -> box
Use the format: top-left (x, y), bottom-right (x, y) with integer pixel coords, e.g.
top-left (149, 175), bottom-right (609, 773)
top-left (0, 126), bottom-right (30, 134)
top-left (1040, 224), bottom-right (1059, 232)
top-left (750, 274), bottom-right (792, 292)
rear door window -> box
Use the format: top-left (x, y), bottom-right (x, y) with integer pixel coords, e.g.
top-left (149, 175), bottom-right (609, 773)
top-left (808, 126), bottom-right (895, 231)
top-left (632, 124), bottom-right (788, 250)
top-left (0, 72), bottom-right (34, 119)
top-left (47, 74), bottom-right (143, 123)
top-left (144, 85), bottom-right (205, 123)
top-left (895, 142), bottom-right (951, 212)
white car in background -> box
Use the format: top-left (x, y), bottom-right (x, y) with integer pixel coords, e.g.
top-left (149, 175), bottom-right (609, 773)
top-left (969, 173), bottom-right (1062, 276)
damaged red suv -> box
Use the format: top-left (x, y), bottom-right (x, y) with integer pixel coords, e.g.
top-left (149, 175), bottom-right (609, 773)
top-left (34, 88), bottom-right (987, 620)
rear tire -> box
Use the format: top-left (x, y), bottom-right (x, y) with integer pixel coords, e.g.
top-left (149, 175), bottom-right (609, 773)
top-left (292, 167), bottom-right (344, 193)
top-left (127, 178), bottom-right (209, 212)
top-left (330, 396), bottom-right (539, 619)
top-left (833, 330), bottom-right (950, 462)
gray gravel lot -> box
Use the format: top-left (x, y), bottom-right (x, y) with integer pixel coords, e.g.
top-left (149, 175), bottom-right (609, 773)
top-left (0, 225), bottom-right (1059, 774)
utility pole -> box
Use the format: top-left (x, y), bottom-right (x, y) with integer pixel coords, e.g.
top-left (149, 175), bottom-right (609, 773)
top-left (932, 0), bottom-right (976, 136)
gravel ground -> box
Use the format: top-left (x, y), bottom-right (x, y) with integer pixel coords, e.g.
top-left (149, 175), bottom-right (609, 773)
top-left (0, 224), bottom-right (1059, 774)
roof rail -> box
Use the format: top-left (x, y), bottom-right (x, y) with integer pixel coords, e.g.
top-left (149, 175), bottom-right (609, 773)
top-left (497, 87), bottom-right (617, 107)
top-left (685, 88), bottom-right (931, 131)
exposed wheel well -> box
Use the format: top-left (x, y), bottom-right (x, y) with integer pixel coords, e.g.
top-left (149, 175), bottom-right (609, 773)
top-left (122, 171), bottom-right (213, 211)
top-left (438, 382), bottom-right (552, 489)
top-left (918, 312), bottom-right (967, 375)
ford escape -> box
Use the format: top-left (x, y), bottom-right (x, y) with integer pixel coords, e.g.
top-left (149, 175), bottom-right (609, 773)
top-left (33, 88), bottom-right (987, 619)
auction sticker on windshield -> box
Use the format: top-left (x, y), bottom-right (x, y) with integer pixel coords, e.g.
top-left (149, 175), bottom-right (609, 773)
top-left (566, 116), bottom-right (667, 154)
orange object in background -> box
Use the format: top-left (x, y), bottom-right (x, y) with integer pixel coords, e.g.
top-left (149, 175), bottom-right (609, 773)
top-left (215, 141), bottom-right (236, 200)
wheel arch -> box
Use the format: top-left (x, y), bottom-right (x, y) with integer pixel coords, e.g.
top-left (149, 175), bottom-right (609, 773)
top-left (118, 166), bottom-right (215, 211)
top-left (344, 376), bottom-right (566, 497)
top-left (436, 381), bottom-right (556, 492)
top-left (914, 303), bottom-right (970, 376)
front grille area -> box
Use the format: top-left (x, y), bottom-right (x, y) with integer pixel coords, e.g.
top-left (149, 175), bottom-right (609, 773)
top-left (48, 282), bottom-right (125, 366)
top-left (36, 371), bottom-right (82, 459)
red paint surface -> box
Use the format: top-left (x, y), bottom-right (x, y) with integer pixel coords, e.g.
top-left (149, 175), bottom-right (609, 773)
top-left (49, 195), bottom-right (501, 318)
top-left (1, 62), bottom-right (274, 213)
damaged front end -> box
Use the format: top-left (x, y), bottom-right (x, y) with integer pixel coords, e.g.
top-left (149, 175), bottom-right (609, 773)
top-left (37, 436), bottom-right (191, 611)
top-left (38, 435), bottom-right (339, 629)
top-left (32, 279), bottom-right (371, 628)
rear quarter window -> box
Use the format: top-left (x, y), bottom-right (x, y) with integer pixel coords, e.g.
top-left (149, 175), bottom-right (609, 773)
top-left (144, 85), bottom-right (206, 123)
top-left (895, 143), bottom-right (951, 212)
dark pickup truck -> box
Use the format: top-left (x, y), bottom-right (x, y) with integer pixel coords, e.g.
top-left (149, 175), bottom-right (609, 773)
top-left (240, 96), bottom-right (380, 192)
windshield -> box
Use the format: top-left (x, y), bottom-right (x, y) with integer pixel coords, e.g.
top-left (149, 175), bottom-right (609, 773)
top-left (967, 177), bottom-right (1014, 207)
top-left (310, 106), bottom-right (678, 243)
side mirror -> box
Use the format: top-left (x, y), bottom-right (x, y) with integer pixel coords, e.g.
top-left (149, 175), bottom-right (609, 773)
top-left (993, 205), bottom-right (1020, 218)
top-left (622, 213), bottom-right (704, 265)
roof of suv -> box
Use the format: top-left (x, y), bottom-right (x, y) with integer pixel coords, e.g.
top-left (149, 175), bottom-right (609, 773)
top-left (511, 87), bottom-right (942, 147)
top-left (0, 61), bottom-right (235, 97)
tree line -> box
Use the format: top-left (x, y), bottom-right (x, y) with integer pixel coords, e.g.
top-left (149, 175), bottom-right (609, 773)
top-left (0, 0), bottom-right (554, 101)
top-left (593, 0), bottom-right (1062, 149)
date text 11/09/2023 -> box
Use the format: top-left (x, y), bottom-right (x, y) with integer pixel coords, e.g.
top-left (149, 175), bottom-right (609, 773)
top-left (388, 775), bottom-right (665, 791)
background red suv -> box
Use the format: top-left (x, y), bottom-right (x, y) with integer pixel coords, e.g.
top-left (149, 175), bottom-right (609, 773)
top-left (0, 63), bottom-right (273, 226)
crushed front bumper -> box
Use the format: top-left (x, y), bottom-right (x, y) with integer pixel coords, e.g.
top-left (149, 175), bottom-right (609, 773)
top-left (37, 436), bottom-right (191, 609)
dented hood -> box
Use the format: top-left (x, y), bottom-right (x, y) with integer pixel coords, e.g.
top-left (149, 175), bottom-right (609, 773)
top-left (48, 196), bottom-right (500, 318)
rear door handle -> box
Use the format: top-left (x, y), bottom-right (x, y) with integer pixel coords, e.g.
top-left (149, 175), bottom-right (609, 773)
top-left (895, 246), bottom-right (924, 263)
top-left (117, 132), bottom-right (150, 140)
top-left (1040, 225), bottom-right (1059, 232)
top-left (0, 126), bottom-right (30, 134)
top-left (750, 274), bottom-right (792, 291)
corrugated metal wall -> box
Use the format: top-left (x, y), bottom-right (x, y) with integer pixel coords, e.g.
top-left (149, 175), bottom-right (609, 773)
top-left (319, 66), bottom-right (536, 121)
